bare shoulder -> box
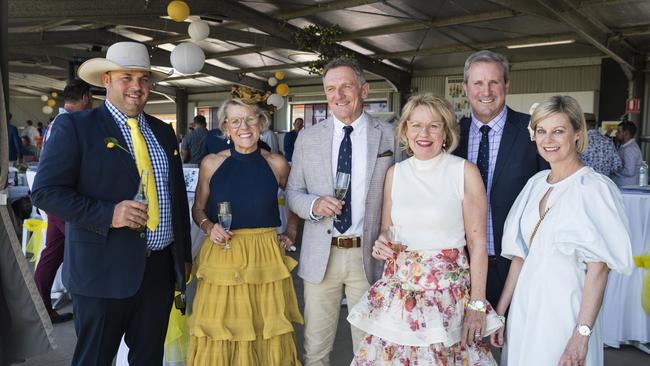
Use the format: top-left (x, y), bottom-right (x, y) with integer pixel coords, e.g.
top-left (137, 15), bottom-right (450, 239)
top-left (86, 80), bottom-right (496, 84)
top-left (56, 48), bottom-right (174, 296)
top-left (201, 150), bottom-right (230, 171)
top-left (262, 150), bottom-right (289, 170)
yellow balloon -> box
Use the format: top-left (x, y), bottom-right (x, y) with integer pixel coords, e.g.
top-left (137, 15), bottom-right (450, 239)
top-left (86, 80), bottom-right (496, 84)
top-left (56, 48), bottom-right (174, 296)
top-left (167, 0), bottom-right (190, 22)
top-left (274, 71), bottom-right (285, 80)
top-left (50, 91), bottom-right (58, 97)
top-left (47, 98), bottom-right (56, 107)
top-left (276, 83), bottom-right (289, 97)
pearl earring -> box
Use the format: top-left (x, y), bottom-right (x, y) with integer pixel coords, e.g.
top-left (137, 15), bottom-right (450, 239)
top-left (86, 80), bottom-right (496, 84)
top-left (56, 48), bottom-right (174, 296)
top-left (226, 136), bottom-right (231, 145)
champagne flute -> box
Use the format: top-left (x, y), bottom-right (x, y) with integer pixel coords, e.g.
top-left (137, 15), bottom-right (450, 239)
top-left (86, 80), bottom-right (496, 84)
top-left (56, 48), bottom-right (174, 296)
top-left (333, 172), bottom-right (350, 223)
top-left (388, 225), bottom-right (406, 274)
top-left (218, 202), bottom-right (233, 250)
top-left (133, 170), bottom-right (149, 238)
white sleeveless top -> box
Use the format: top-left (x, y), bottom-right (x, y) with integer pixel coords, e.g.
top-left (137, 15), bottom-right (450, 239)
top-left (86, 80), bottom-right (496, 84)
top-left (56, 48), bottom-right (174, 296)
top-left (391, 152), bottom-right (466, 250)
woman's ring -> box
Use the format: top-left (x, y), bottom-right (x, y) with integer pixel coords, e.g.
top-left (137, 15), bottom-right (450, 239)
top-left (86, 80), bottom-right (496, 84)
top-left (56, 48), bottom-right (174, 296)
top-left (216, 236), bottom-right (221, 242)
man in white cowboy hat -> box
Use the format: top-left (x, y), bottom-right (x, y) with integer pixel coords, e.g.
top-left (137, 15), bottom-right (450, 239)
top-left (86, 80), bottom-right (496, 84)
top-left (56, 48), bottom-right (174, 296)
top-left (32, 41), bottom-right (191, 366)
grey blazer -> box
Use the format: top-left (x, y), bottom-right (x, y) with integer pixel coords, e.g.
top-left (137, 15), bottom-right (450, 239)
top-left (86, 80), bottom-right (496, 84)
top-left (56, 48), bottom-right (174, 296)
top-left (287, 115), bottom-right (396, 284)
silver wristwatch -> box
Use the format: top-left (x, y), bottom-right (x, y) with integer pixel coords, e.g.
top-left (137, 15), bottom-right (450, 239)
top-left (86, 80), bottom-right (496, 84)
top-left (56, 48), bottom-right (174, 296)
top-left (576, 324), bottom-right (592, 337)
top-left (467, 299), bottom-right (487, 312)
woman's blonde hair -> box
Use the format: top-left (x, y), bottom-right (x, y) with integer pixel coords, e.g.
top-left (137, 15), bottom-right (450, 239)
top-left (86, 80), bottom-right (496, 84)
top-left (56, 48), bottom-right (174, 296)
top-left (530, 95), bottom-right (588, 154)
top-left (396, 94), bottom-right (459, 156)
top-left (216, 98), bottom-right (269, 134)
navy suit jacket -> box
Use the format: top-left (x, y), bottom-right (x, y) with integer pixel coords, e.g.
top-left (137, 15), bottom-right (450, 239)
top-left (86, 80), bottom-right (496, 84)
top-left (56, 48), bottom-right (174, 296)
top-left (454, 107), bottom-right (548, 275)
top-left (32, 103), bottom-right (191, 299)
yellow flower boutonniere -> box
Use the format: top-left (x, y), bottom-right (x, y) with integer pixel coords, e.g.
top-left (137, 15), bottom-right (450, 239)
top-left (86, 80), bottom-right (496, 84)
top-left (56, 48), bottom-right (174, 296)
top-left (173, 149), bottom-right (178, 156)
top-left (104, 137), bottom-right (130, 154)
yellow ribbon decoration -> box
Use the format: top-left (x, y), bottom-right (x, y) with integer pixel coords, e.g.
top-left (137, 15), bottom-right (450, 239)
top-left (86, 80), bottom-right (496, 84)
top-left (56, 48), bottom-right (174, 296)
top-left (126, 118), bottom-right (159, 231)
top-left (24, 218), bottom-right (48, 267)
top-left (634, 253), bottom-right (650, 315)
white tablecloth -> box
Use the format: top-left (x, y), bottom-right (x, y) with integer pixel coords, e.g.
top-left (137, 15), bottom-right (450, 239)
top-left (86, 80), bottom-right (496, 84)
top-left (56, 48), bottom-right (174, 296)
top-left (602, 192), bottom-right (650, 348)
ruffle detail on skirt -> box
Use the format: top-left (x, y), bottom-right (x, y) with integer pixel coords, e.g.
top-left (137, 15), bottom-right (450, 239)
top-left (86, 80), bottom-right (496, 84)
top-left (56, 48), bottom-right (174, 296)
top-left (352, 334), bottom-right (497, 366)
top-left (196, 228), bottom-right (298, 285)
top-left (188, 228), bottom-right (303, 365)
top-left (187, 332), bottom-right (301, 366)
top-left (348, 248), bottom-right (503, 347)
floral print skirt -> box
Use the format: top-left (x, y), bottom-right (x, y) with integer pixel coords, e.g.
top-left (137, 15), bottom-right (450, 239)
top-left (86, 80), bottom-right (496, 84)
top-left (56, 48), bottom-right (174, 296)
top-left (347, 248), bottom-right (502, 365)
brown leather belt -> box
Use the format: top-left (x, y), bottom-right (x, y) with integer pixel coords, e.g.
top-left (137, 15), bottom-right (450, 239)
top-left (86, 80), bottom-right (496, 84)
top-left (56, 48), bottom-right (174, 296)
top-left (331, 236), bottom-right (362, 249)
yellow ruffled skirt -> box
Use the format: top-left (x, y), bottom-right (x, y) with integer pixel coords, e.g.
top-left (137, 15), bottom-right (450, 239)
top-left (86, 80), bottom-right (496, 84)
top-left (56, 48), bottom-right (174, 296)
top-left (187, 227), bottom-right (303, 366)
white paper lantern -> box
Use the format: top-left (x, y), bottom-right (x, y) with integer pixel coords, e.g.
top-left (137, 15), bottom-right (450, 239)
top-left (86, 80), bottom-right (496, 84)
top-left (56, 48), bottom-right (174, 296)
top-left (170, 42), bottom-right (205, 74)
top-left (268, 77), bottom-right (278, 87)
top-left (40, 95), bottom-right (49, 102)
top-left (267, 93), bottom-right (284, 109)
top-left (42, 105), bottom-right (53, 114)
top-left (188, 20), bottom-right (210, 41)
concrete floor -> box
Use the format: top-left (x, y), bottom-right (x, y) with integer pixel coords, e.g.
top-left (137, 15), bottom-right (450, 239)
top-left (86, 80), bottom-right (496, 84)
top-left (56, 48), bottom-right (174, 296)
top-left (14, 249), bottom-right (650, 366)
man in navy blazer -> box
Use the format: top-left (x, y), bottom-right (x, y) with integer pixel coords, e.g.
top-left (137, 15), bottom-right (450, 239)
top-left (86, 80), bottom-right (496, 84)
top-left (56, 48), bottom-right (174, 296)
top-left (454, 50), bottom-right (548, 308)
top-left (32, 42), bottom-right (191, 366)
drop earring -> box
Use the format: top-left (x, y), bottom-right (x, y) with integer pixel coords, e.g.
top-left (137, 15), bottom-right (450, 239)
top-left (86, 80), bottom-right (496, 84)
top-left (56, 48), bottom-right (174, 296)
top-left (226, 136), bottom-right (231, 145)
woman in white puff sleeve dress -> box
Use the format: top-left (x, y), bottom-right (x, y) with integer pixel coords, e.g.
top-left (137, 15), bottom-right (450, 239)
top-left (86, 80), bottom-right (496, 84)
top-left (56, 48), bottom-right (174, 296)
top-left (490, 96), bottom-right (634, 366)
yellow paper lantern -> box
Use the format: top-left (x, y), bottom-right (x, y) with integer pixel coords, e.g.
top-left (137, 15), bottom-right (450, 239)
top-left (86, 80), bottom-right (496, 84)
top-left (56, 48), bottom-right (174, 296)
top-left (47, 98), bottom-right (56, 107)
top-left (167, 1), bottom-right (190, 22)
top-left (50, 91), bottom-right (58, 97)
top-left (274, 71), bottom-right (285, 80)
top-left (276, 83), bottom-right (289, 97)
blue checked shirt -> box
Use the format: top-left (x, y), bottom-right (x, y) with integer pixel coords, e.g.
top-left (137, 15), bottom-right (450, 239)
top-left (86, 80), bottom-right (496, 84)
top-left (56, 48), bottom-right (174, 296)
top-left (467, 107), bottom-right (508, 256)
top-left (105, 100), bottom-right (173, 250)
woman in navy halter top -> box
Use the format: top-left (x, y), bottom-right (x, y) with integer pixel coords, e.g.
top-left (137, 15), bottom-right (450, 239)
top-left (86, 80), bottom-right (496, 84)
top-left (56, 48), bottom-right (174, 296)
top-left (188, 99), bottom-right (303, 365)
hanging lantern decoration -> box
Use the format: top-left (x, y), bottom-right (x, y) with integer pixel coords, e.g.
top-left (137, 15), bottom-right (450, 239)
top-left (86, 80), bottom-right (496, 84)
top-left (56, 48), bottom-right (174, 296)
top-left (42, 105), bottom-right (53, 115)
top-left (274, 71), bottom-right (285, 80)
top-left (188, 20), bottom-right (210, 41)
top-left (170, 42), bottom-right (205, 74)
top-left (267, 93), bottom-right (284, 109)
top-left (275, 83), bottom-right (289, 97)
top-left (47, 98), bottom-right (56, 107)
top-left (267, 77), bottom-right (278, 87)
top-left (167, 0), bottom-right (190, 22)
top-left (40, 95), bottom-right (49, 102)
top-left (50, 91), bottom-right (58, 97)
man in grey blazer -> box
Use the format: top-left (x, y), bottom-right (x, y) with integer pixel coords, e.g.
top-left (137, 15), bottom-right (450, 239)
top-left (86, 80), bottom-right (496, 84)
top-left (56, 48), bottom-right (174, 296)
top-left (287, 57), bottom-right (396, 365)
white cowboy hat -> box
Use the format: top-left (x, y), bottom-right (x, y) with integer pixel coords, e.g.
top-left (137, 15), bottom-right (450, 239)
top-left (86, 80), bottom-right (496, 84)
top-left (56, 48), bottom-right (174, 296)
top-left (77, 42), bottom-right (169, 87)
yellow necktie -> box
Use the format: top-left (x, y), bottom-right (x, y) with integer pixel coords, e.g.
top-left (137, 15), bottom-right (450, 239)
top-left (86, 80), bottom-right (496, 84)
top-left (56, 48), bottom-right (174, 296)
top-left (126, 118), bottom-right (159, 231)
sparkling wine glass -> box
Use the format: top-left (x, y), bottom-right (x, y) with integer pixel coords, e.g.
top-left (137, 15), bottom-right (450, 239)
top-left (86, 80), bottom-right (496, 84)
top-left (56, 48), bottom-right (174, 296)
top-left (388, 225), bottom-right (406, 273)
top-left (218, 202), bottom-right (232, 250)
top-left (333, 172), bottom-right (350, 223)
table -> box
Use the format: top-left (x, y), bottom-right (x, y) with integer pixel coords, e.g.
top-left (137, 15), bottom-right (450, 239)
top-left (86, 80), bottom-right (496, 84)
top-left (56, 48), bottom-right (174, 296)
top-left (601, 192), bottom-right (650, 352)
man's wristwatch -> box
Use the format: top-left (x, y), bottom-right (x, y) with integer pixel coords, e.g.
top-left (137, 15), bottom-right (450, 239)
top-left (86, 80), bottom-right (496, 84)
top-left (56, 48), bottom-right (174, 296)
top-left (576, 324), bottom-right (592, 337)
top-left (467, 300), bottom-right (487, 312)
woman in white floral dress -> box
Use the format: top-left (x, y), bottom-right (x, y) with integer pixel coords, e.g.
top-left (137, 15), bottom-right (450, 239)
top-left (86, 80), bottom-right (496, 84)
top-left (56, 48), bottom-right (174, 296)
top-left (348, 94), bottom-right (503, 365)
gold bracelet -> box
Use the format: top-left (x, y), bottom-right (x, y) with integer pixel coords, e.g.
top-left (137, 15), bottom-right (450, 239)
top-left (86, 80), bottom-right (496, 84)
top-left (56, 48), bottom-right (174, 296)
top-left (198, 218), bottom-right (210, 232)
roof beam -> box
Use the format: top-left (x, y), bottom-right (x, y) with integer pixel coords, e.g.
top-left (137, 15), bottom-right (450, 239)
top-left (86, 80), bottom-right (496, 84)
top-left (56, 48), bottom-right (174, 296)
top-left (214, 0), bottom-right (411, 91)
top-left (275, 0), bottom-right (381, 20)
top-left (206, 46), bottom-right (275, 59)
top-left (8, 0), bottom-right (226, 21)
top-left (534, 0), bottom-right (642, 77)
top-left (9, 66), bottom-right (67, 79)
top-left (238, 62), bottom-right (312, 74)
top-left (99, 17), bottom-right (291, 49)
top-left (338, 10), bottom-right (518, 41)
top-left (8, 29), bottom-right (110, 47)
top-left (371, 33), bottom-right (576, 59)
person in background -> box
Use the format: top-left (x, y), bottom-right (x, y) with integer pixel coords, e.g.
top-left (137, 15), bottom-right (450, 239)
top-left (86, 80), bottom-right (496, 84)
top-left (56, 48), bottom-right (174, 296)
top-left (490, 95), bottom-right (633, 366)
top-left (454, 50), bottom-right (548, 307)
top-left (20, 136), bottom-right (37, 162)
top-left (348, 94), bottom-right (502, 365)
top-left (181, 115), bottom-right (209, 164)
top-left (260, 122), bottom-right (280, 154)
top-left (32, 41), bottom-right (191, 365)
top-left (610, 121), bottom-right (642, 186)
top-left (34, 78), bottom-right (92, 324)
top-left (287, 57), bottom-right (396, 365)
top-left (20, 119), bottom-right (40, 145)
top-left (284, 117), bottom-right (304, 162)
top-left (580, 113), bottom-right (622, 176)
top-left (7, 113), bottom-right (23, 164)
top-left (37, 122), bottom-right (45, 136)
top-left (188, 98), bottom-right (302, 365)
